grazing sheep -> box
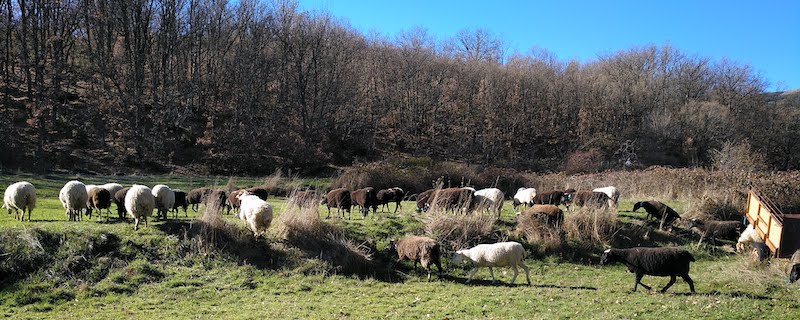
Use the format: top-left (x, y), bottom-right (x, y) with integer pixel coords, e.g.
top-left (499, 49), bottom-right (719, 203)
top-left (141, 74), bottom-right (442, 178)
top-left (152, 184), bottom-right (176, 221)
top-left (3, 181), bottom-right (36, 221)
top-left (789, 249), bottom-right (800, 283)
top-left (532, 190), bottom-right (566, 206)
top-left (227, 189), bottom-right (245, 215)
top-left (736, 224), bottom-right (764, 253)
top-left (416, 189), bottom-right (435, 212)
top-left (520, 204), bottom-right (564, 227)
top-left (389, 235), bottom-right (443, 280)
top-left (60, 180), bottom-right (89, 222)
top-left (377, 187), bottom-right (404, 213)
top-left (687, 218), bottom-right (743, 245)
top-left (351, 187), bottom-right (378, 218)
top-left (566, 191), bottom-right (610, 209)
top-left (474, 188), bottom-right (505, 218)
top-left (125, 185), bottom-right (156, 230)
top-left (238, 192), bottom-right (273, 237)
top-left (99, 183), bottom-right (124, 199)
top-left (245, 187), bottom-right (269, 200)
top-left (512, 188), bottom-right (537, 210)
top-left (451, 241), bottom-right (531, 285)
top-left (204, 189), bottom-right (228, 213)
top-left (172, 189), bottom-right (188, 217)
top-left (592, 186), bottom-right (620, 208)
top-left (87, 188), bottom-right (112, 221)
top-left (600, 247), bottom-right (696, 293)
top-left (323, 188), bottom-right (352, 220)
top-left (114, 187), bottom-right (131, 219)
top-left (429, 187), bottom-right (475, 213)
top-left (187, 188), bottom-right (212, 212)
top-left (632, 201), bottom-right (681, 229)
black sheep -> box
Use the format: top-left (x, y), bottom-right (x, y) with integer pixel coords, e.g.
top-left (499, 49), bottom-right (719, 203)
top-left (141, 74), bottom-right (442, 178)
top-left (632, 201), bottom-right (681, 229)
top-left (789, 249), bottom-right (800, 283)
top-left (187, 188), bottom-right (212, 212)
top-left (113, 187), bottom-right (131, 219)
top-left (532, 190), bottom-right (566, 206)
top-left (172, 190), bottom-right (188, 218)
top-left (245, 187), bottom-right (269, 201)
top-left (601, 247), bottom-right (696, 293)
top-left (687, 218), bottom-right (743, 245)
top-left (566, 191), bottom-right (609, 209)
top-left (377, 187), bottom-right (404, 213)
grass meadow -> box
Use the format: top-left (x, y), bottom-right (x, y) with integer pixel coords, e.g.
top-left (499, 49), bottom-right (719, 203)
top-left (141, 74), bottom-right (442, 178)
top-left (1, 172), bottom-right (799, 319)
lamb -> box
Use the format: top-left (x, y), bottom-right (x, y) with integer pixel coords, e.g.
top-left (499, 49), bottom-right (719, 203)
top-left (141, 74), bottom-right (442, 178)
top-left (520, 204), bottom-right (564, 227)
top-left (600, 247), bottom-right (696, 293)
top-left (377, 187), bottom-right (404, 213)
top-left (172, 189), bottom-right (188, 217)
top-left (60, 180), bottom-right (89, 221)
top-left (125, 185), bottom-right (156, 230)
top-left (3, 181), bottom-right (36, 221)
top-left (322, 188), bottom-right (352, 219)
top-left (687, 218), bottom-right (743, 245)
top-left (451, 241), bottom-right (531, 285)
top-left (389, 235), bottom-right (443, 280)
top-left (187, 187), bottom-right (212, 212)
top-left (238, 192), bottom-right (273, 237)
top-left (474, 188), bottom-right (505, 218)
top-left (532, 190), bottom-right (566, 206)
top-left (632, 201), bottom-right (681, 229)
top-left (592, 186), bottom-right (620, 208)
top-left (789, 249), bottom-right (800, 283)
top-left (429, 187), bottom-right (475, 213)
top-left (416, 189), bottom-right (435, 212)
top-left (152, 184), bottom-right (176, 221)
top-left (114, 187), bottom-right (131, 219)
top-left (512, 187), bottom-right (537, 210)
top-left (87, 187), bottom-right (112, 221)
top-left (351, 187), bottom-right (378, 218)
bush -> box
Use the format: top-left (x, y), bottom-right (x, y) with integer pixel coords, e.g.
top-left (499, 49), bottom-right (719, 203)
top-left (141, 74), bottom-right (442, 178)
top-left (563, 149), bottom-right (604, 174)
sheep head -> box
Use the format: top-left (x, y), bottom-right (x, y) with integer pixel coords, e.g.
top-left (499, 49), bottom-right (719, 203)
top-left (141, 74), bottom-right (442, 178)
top-left (790, 264), bottom-right (800, 283)
top-left (687, 218), bottom-right (704, 229)
top-left (632, 202), bottom-right (643, 212)
top-left (451, 251), bottom-right (468, 264)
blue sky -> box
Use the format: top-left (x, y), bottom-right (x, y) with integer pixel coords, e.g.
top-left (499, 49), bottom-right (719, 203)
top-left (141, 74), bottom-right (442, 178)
top-left (297, 0), bottom-right (799, 91)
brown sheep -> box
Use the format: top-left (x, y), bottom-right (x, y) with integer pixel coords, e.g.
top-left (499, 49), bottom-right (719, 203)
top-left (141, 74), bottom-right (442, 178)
top-left (187, 188), bottom-right (212, 212)
top-left (87, 188), bottom-right (112, 220)
top-left (565, 191), bottom-right (609, 209)
top-left (416, 189), bottom-right (435, 212)
top-left (428, 187), bottom-right (474, 213)
top-left (524, 204), bottom-right (564, 227)
top-left (351, 187), bottom-right (378, 218)
top-left (227, 189), bottom-right (245, 215)
top-left (532, 190), bottom-right (567, 206)
top-left (245, 187), bottom-right (269, 201)
top-left (389, 235), bottom-right (443, 281)
top-left (323, 188), bottom-right (352, 220)
top-left (687, 218), bottom-right (743, 245)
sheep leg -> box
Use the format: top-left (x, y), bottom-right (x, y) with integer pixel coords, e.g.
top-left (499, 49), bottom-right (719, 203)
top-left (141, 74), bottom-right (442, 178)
top-left (488, 267), bottom-right (496, 284)
top-left (519, 262), bottom-right (531, 285)
top-left (465, 267), bottom-right (478, 283)
top-left (510, 264), bottom-right (519, 284)
top-left (681, 274), bottom-right (696, 293)
top-left (660, 275), bottom-right (677, 293)
top-left (633, 273), bottom-right (651, 291)
top-left (697, 234), bottom-right (705, 246)
top-left (134, 218), bottom-right (140, 230)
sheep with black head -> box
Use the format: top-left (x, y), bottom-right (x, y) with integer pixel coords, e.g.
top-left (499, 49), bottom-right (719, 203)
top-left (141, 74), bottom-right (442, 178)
top-left (632, 201), bottom-right (681, 230)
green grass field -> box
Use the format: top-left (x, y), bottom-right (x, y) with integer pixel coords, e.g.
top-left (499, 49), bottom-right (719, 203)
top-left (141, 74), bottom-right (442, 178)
top-left (1, 173), bottom-right (799, 319)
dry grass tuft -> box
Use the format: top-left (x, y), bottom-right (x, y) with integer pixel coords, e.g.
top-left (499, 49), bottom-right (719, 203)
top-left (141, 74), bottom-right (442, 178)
top-left (562, 207), bottom-right (618, 249)
top-left (423, 210), bottom-right (499, 253)
top-left (275, 205), bottom-right (373, 275)
top-left (684, 196), bottom-right (745, 221)
top-left (513, 212), bottom-right (565, 252)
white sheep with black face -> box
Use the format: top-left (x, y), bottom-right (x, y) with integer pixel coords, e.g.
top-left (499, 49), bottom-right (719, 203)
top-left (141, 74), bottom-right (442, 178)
top-left (512, 188), bottom-right (537, 210)
top-left (451, 241), bottom-right (531, 285)
top-left (592, 186), bottom-right (620, 208)
top-left (474, 188), bottom-right (505, 218)
top-left (3, 181), bottom-right (36, 221)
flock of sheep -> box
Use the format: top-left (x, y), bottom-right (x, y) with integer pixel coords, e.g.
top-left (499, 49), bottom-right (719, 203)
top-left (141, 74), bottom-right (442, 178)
top-left (3, 180), bottom-right (800, 292)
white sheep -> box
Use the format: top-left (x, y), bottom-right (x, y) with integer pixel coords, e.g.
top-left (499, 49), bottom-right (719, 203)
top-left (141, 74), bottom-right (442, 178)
top-left (451, 241), bottom-right (531, 285)
top-left (238, 192), bottom-right (274, 237)
top-left (474, 188), bottom-right (505, 218)
top-left (736, 224), bottom-right (767, 260)
top-left (3, 181), bottom-right (36, 221)
top-left (99, 183), bottom-right (124, 198)
top-left (152, 184), bottom-right (176, 221)
top-left (60, 180), bottom-right (88, 221)
top-left (125, 185), bottom-right (155, 230)
top-left (592, 186), bottom-right (620, 208)
top-left (512, 187), bottom-right (537, 210)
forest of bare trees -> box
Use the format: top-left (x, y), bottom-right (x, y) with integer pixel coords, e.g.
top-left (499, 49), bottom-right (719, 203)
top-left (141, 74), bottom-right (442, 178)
top-left (0, 0), bottom-right (798, 175)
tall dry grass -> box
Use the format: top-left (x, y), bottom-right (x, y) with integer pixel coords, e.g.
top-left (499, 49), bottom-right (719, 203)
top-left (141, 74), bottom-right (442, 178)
top-left (562, 207), bottom-right (619, 249)
top-left (275, 202), bottom-right (373, 275)
top-left (422, 210), bottom-right (499, 254)
top-left (513, 212), bottom-right (565, 253)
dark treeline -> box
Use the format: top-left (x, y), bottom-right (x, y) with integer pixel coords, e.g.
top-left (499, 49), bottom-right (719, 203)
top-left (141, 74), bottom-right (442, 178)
top-left (0, 0), bottom-right (798, 175)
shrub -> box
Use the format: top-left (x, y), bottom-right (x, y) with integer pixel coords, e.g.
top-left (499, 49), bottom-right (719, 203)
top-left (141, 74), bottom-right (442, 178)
top-left (563, 149), bottom-right (604, 174)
